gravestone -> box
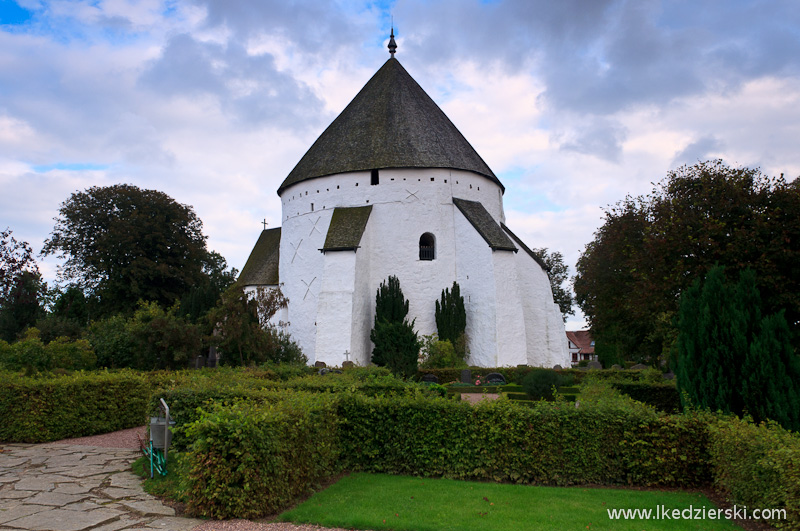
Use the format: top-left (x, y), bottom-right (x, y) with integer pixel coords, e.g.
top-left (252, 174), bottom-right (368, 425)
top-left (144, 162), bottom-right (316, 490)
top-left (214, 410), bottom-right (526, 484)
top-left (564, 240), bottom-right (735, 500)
top-left (314, 361), bottom-right (327, 368)
top-left (553, 364), bottom-right (563, 370)
top-left (485, 373), bottom-right (506, 385)
top-left (587, 360), bottom-right (602, 370)
top-left (342, 361), bottom-right (355, 368)
top-left (662, 371), bottom-right (675, 380)
top-left (460, 369), bottom-right (472, 384)
top-left (421, 374), bottom-right (439, 384)
top-left (611, 364), bottom-right (622, 370)
top-left (630, 363), bottom-right (648, 370)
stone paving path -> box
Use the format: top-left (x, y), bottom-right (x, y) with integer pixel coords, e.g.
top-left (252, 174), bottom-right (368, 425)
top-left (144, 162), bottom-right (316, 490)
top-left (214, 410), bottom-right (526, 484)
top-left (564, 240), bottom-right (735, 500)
top-left (0, 442), bottom-right (205, 531)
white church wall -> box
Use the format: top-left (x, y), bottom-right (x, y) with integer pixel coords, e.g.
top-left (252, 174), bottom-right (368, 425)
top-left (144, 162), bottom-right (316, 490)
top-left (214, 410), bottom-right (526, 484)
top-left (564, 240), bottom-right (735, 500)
top-left (314, 251), bottom-right (358, 366)
top-left (492, 250), bottom-right (529, 367)
top-left (503, 245), bottom-right (563, 367)
top-left (351, 220), bottom-right (374, 366)
top-left (278, 207), bottom-right (333, 360)
top-left (547, 301), bottom-right (570, 367)
top-left (454, 209), bottom-right (498, 367)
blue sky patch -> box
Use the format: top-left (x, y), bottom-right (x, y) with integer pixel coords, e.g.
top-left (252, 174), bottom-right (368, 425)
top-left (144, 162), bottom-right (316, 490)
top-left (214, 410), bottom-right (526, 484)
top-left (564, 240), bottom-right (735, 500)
top-left (0, 0), bottom-right (32, 25)
top-left (33, 162), bottom-right (110, 173)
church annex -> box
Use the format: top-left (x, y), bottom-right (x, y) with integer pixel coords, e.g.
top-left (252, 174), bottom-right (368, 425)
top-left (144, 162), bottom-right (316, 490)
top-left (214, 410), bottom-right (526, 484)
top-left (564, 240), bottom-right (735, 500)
top-left (239, 35), bottom-right (569, 368)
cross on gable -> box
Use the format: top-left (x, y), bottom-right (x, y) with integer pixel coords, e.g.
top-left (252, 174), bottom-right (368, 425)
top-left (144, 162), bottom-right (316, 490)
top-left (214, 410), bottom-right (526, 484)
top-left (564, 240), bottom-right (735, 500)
top-left (262, 219), bottom-right (268, 230)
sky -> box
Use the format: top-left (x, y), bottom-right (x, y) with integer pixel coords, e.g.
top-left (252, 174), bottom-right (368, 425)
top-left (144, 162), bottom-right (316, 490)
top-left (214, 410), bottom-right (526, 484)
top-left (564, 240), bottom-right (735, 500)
top-left (1, 0), bottom-right (799, 331)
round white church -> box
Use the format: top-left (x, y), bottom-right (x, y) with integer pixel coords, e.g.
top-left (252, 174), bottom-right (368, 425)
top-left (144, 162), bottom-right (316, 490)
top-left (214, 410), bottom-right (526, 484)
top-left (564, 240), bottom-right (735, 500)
top-left (240, 37), bottom-right (569, 368)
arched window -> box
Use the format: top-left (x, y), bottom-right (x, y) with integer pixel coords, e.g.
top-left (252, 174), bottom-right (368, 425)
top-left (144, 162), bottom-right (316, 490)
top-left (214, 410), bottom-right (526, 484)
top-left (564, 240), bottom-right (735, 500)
top-left (419, 233), bottom-right (435, 260)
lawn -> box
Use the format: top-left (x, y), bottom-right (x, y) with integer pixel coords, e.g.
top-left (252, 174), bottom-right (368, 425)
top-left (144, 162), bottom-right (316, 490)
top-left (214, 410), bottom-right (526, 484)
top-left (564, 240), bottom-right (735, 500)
top-left (279, 473), bottom-right (742, 531)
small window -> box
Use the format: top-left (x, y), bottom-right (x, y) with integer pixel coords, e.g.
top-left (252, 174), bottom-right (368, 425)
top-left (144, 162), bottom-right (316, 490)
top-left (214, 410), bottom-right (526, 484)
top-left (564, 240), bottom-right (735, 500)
top-left (371, 169), bottom-right (379, 185)
top-left (419, 233), bottom-right (435, 261)
top-left (311, 203), bottom-right (314, 211)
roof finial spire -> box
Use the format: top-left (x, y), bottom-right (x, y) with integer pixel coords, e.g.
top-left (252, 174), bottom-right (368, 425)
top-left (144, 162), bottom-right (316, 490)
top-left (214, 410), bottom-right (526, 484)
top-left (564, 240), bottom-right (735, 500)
top-left (388, 22), bottom-right (397, 57)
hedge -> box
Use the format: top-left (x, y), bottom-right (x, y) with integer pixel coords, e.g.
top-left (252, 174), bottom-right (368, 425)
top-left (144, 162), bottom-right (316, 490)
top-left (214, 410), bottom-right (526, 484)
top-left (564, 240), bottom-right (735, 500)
top-left (708, 416), bottom-right (800, 529)
top-left (0, 370), bottom-right (149, 442)
top-left (611, 382), bottom-right (681, 413)
top-left (184, 392), bottom-right (341, 519)
top-left (337, 394), bottom-right (708, 487)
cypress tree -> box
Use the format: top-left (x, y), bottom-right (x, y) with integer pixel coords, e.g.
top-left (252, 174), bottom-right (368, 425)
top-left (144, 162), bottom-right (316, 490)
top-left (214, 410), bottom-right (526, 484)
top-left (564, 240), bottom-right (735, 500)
top-left (374, 275), bottom-right (408, 325)
top-left (370, 276), bottom-right (419, 377)
top-left (435, 281), bottom-right (466, 346)
top-left (676, 266), bottom-right (800, 431)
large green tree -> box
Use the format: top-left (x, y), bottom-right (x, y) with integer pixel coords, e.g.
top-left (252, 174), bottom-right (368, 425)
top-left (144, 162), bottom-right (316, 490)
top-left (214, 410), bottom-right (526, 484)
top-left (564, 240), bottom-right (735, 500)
top-left (0, 229), bottom-right (43, 341)
top-left (574, 160), bottom-right (800, 364)
top-left (42, 184), bottom-right (212, 315)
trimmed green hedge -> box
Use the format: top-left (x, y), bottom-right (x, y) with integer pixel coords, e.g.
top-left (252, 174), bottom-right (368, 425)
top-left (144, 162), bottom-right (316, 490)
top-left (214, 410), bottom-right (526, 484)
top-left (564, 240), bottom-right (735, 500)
top-left (0, 371), bottom-right (149, 442)
top-left (337, 394), bottom-right (706, 487)
top-left (184, 392), bottom-right (341, 519)
top-left (611, 382), bottom-right (681, 413)
top-left (709, 416), bottom-right (800, 529)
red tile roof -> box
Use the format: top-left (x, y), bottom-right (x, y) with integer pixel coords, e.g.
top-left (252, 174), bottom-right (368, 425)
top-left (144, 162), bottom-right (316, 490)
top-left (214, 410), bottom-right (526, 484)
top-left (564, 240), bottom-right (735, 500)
top-left (566, 330), bottom-right (594, 354)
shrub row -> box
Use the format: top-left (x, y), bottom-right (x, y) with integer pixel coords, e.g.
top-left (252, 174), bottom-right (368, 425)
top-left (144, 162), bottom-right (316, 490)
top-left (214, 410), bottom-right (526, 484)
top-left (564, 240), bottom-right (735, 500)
top-left (708, 416), bottom-right (800, 529)
top-left (0, 370), bottom-right (149, 442)
top-left (417, 366), bottom-right (663, 385)
top-left (183, 390), bottom-right (713, 519)
top-left (610, 382), bottom-right (681, 413)
top-left (184, 392), bottom-right (341, 519)
top-left (337, 394), bottom-right (705, 488)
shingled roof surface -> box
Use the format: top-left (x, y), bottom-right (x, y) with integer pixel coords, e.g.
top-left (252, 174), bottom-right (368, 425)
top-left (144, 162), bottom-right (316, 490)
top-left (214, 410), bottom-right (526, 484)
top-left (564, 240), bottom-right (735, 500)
top-left (238, 228), bottom-right (281, 286)
top-left (501, 223), bottom-right (549, 271)
top-left (278, 57), bottom-right (501, 195)
top-left (322, 205), bottom-right (373, 251)
top-left (453, 198), bottom-right (517, 252)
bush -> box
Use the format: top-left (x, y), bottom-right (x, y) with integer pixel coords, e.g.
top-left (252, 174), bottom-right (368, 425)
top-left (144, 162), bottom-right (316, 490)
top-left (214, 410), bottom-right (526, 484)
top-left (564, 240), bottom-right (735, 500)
top-left (522, 369), bottom-right (564, 400)
top-left (0, 328), bottom-right (96, 373)
top-left (87, 314), bottom-right (136, 368)
top-left (0, 370), bottom-right (149, 442)
top-left (185, 393), bottom-right (341, 519)
top-left (708, 416), bottom-right (800, 529)
top-left (419, 334), bottom-right (464, 369)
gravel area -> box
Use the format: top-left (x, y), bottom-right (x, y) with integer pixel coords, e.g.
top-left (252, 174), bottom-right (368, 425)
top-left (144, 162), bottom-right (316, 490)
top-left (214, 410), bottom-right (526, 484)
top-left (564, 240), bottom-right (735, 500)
top-left (52, 425), bottom-right (147, 448)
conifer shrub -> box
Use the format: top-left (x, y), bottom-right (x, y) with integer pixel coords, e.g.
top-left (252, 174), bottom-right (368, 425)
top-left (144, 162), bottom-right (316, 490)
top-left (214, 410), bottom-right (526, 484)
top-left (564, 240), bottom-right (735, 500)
top-left (370, 276), bottom-right (420, 378)
top-left (676, 266), bottom-right (800, 431)
top-left (435, 281), bottom-right (467, 361)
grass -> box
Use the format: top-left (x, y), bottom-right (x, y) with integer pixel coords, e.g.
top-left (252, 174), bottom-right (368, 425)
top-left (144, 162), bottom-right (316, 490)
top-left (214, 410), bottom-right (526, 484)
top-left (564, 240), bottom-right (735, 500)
top-left (279, 473), bottom-right (742, 531)
top-left (131, 452), bottom-right (191, 503)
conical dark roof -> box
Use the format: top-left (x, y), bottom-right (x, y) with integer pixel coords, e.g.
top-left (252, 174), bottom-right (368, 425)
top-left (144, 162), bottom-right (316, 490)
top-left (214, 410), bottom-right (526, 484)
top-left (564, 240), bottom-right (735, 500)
top-left (277, 57), bottom-right (501, 196)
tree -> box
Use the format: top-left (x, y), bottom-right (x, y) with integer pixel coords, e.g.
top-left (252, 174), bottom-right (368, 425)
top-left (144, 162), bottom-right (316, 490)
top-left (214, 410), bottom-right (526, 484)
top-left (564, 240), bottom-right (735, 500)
top-left (575, 160), bottom-right (800, 363)
top-left (435, 281), bottom-right (467, 363)
top-left (42, 184), bottom-right (211, 315)
top-left (676, 266), bottom-right (800, 431)
top-left (1, 228), bottom-right (39, 303)
top-left (370, 276), bottom-right (420, 378)
top-left (531, 248), bottom-right (575, 320)
top-left (207, 285), bottom-right (303, 366)
top-left (178, 251), bottom-right (239, 323)
top-left (0, 271), bottom-right (44, 342)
